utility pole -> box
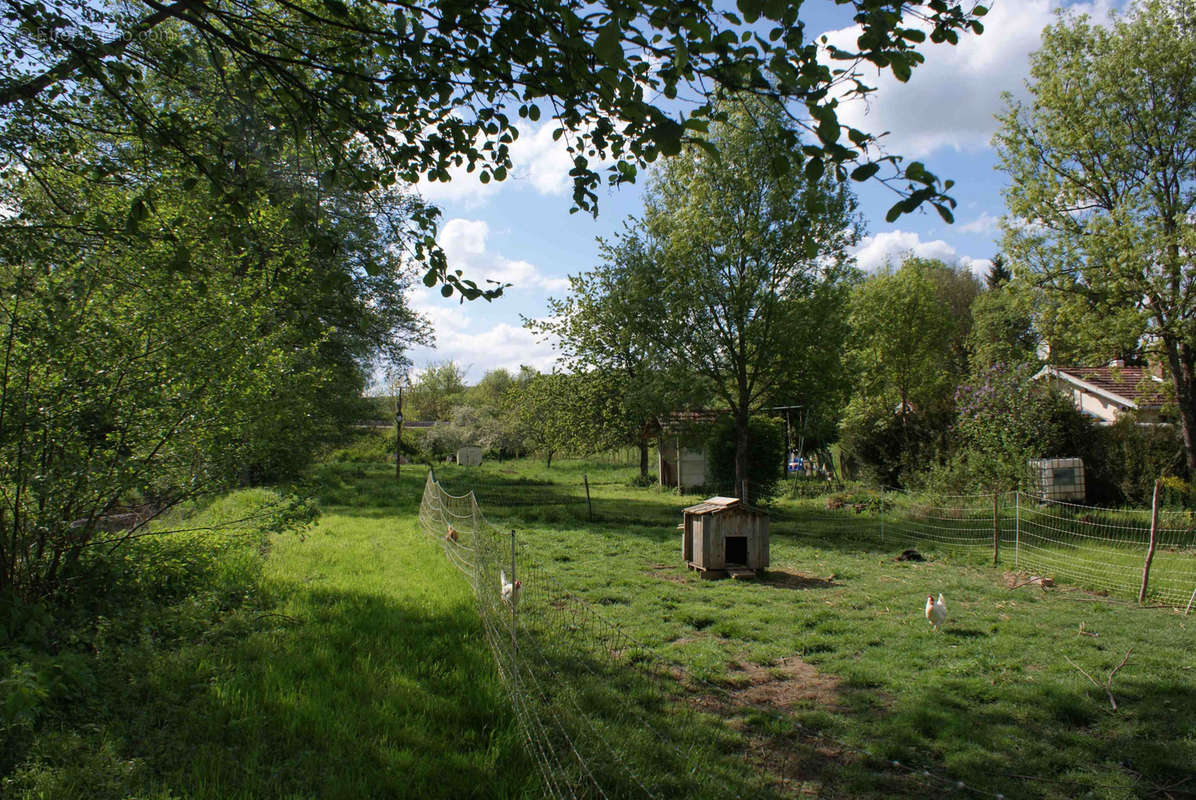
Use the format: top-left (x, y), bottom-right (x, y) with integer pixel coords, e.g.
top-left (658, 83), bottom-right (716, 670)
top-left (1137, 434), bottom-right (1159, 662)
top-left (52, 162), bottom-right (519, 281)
top-left (771, 404), bottom-right (802, 477)
top-left (395, 382), bottom-right (404, 483)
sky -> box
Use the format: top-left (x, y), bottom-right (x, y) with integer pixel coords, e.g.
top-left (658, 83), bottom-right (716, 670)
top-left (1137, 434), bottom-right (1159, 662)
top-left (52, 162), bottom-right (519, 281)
top-left (404, 0), bottom-right (1119, 384)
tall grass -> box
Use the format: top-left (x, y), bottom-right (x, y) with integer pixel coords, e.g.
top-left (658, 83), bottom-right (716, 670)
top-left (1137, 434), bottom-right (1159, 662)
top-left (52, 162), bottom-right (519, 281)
top-left (2, 470), bottom-right (534, 799)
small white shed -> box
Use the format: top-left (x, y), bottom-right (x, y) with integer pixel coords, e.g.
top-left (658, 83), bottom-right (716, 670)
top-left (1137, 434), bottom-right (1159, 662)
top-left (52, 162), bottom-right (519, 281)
top-left (659, 439), bottom-right (710, 490)
top-left (456, 445), bottom-right (483, 467)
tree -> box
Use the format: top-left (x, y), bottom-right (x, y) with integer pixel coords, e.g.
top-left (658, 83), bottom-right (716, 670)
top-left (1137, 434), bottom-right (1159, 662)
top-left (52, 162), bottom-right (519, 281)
top-left (706, 415), bottom-right (786, 502)
top-left (0, 61), bottom-right (429, 598)
top-left (506, 372), bottom-right (575, 468)
top-left (985, 254), bottom-right (1012, 289)
top-left (967, 281), bottom-right (1041, 370)
top-left (995, 0), bottom-right (1196, 471)
top-left (530, 224), bottom-right (689, 478)
top-left (1, 1), bottom-right (987, 301)
top-left (841, 257), bottom-right (975, 486)
top-left (646, 96), bottom-right (860, 499)
top-left (406, 362), bottom-right (468, 422)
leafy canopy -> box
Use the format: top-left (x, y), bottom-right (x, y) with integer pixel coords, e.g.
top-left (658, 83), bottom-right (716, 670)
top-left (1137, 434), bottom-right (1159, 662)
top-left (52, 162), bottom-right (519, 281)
top-left (1, 0), bottom-right (987, 296)
top-left (995, 0), bottom-right (1196, 468)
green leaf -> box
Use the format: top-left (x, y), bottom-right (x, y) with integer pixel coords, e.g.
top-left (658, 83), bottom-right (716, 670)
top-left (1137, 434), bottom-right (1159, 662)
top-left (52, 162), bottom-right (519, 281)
top-left (594, 19), bottom-right (623, 65)
top-left (850, 162), bottom-right (881, 182)
top-left (816, 113), bottom-right (840, 145)
top-left (423, 270), bottom-right (439, 288)
top-left (736, 0), bottom-right (762, 24)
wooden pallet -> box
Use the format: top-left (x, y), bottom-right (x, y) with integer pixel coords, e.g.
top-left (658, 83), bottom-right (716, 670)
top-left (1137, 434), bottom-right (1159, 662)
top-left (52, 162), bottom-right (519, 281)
top-left (686, 563), bottom-right (759, 580)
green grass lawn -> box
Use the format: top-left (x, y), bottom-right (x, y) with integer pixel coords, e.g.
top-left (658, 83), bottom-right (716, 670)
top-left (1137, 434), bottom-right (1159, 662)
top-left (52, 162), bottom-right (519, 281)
top-left (3, 472), bottom-right (534, 799)
top-left (427, 457), bottom-right (1196, 800)
top-left (6, 452), bottom-right (1194, 799)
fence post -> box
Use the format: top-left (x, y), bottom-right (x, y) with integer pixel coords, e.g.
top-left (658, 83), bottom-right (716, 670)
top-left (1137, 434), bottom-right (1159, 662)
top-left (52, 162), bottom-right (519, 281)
top-left (584, 473), bottom-right (593, 521)
top-left (879, 487), bottom-right (885, 543)
top-left (992, 491), bottom-right (1000, 567)
top-left (1014, 491), bottom-right (1020, 570)
top-left (1139, 479), bottom-right (1161, 605)
top-left (510, 529), bottom-right (518, 690)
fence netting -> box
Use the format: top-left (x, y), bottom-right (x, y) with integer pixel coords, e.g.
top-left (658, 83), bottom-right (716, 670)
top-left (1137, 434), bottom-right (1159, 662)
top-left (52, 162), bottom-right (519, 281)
top-left (418, 471), bottom-right (1012, 799)
top-left (861, 490), bottom-right (1196, 606)
top-left (419, 471), bottom-right (758, 799)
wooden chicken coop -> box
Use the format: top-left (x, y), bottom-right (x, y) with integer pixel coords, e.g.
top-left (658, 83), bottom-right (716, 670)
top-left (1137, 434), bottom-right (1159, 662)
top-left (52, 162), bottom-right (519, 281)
top-left (682, 496), bottom-right (769, 578)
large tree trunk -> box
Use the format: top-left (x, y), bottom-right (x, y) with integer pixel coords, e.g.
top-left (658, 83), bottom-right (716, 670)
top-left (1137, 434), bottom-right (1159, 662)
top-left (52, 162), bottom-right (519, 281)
top-left (1163, 337), bottom-right (1196, 474)
top-left (638, 436), bottom-right (650, 478)
top-left (734, 404), bottom-right (750, 501)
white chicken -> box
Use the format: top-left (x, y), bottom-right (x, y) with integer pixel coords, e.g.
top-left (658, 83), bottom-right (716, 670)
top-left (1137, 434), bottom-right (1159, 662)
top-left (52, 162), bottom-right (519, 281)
top-left (500, 569), bottom-right (522, 608)
top-left (925, 593), bottom-right (947, 630)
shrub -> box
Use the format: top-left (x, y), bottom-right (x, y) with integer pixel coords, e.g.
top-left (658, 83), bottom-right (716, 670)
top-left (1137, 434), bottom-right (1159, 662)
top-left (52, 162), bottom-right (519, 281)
top-left (705, 415), bottom-right (785, 501)
top-left (1086, 417), bottom-right (1187, 506)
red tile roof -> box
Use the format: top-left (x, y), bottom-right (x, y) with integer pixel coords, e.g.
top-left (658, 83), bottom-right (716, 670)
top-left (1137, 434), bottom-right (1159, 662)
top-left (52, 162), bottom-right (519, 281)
top-left (1053, 366), bottom-right (1167, 409)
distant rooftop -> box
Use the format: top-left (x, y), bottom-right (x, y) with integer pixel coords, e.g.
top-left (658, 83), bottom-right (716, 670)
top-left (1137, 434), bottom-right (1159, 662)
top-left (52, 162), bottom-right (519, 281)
top-left (1048, 366), bottom-right (1166, 409)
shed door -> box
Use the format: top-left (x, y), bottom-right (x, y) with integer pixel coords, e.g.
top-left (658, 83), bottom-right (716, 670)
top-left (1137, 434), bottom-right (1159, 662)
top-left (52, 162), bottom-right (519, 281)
top-left (725, 536), bottom-right (747, 565)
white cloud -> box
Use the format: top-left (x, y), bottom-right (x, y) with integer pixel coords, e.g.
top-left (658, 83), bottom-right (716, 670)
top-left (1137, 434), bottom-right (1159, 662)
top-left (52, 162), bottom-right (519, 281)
top-left (959, 211), bottom-right (1000, 234)
top-left (408, 322), bottom-right (559, 383)
top-left (438, 218), bottom-right (569, 293)
top-left (417, 120), bottom-right (587, 208)
top-left (821, 1), bottom-right (1116, 157)
top-left (853, 230), bottom-right (990, 279)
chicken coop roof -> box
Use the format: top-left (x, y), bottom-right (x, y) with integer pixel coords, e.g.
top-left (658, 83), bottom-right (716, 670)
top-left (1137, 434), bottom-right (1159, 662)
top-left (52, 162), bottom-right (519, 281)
top-left (682, 496), bottom-right (766, 515)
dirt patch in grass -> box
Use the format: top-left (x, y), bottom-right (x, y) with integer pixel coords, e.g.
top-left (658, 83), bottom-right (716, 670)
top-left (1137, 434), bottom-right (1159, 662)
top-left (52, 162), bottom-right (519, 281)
top-left (689, 657), bottom-right (843, 715)
top-left (683, 658), bottom-right (858, 796)
top-left (761, 569), bottom-right (836, 591)
top-left (730, 657), bottom-right (844, 713)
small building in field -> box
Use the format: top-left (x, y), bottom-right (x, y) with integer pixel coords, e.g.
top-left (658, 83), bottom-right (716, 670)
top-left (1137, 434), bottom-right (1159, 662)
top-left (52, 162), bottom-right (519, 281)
top-left (659, 439), bottom-right (710, 490)
top-left (1028, 457), bottom-right (1086, 501)
top-left (657, 410), bottom-right (716, 490)
top-left (682, 496), bottom-right (769, 577)
top-left (456, 445), bottom-right (483, 467)
top-left (1034, 363), bottom-right (1167, 424)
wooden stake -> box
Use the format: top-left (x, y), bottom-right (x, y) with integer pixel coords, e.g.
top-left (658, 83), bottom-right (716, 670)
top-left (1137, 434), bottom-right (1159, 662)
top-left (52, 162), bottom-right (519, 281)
top-left (1014, 491), bottom-right (1020, 569)
top-left (1139, 479), bottom-right (1160, 605)
top-left (992, 491), bottom-right (1000, 567)
top-left (584, 473), bottom-right (592, 521)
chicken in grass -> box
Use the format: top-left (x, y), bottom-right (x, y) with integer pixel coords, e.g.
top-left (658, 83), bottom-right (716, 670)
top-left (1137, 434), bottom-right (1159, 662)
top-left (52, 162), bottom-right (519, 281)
top-left (444, 526), bottom-right (458, 543)
top-left (925, 593), bottom-right (947, 630)
top-left (501, 570), bottom-right (522, 608)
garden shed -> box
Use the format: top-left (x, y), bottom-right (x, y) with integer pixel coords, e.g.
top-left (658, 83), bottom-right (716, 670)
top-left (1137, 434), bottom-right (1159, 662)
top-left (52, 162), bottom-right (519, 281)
top-left (456, 445), bottom-right (483, 467)
top-left (682, 496), bottom-right (769, 577)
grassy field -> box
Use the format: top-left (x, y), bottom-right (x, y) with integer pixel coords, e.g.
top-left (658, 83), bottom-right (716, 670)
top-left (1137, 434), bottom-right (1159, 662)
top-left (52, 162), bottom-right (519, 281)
top-left (2, 473), bottom-right (534, 799)
top-left (5, 450), bottom-right (1194, 799)
top-left (427, 456), bottom-right (1196, 800)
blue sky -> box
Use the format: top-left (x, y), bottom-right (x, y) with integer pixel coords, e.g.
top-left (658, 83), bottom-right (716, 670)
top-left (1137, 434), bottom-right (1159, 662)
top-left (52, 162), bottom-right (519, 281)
top-left (405, 0), bottom-right (1118, 384)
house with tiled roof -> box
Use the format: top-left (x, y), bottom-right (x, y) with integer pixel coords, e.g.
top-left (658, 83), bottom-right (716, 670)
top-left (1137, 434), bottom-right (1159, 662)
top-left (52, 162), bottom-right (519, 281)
top-left (1033, 362), bottom-right (1168, 424)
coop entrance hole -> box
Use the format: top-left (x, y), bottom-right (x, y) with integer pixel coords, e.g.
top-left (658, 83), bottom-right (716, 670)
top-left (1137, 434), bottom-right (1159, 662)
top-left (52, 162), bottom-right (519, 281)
top-left (725, 536), bottom-right (747, 565)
